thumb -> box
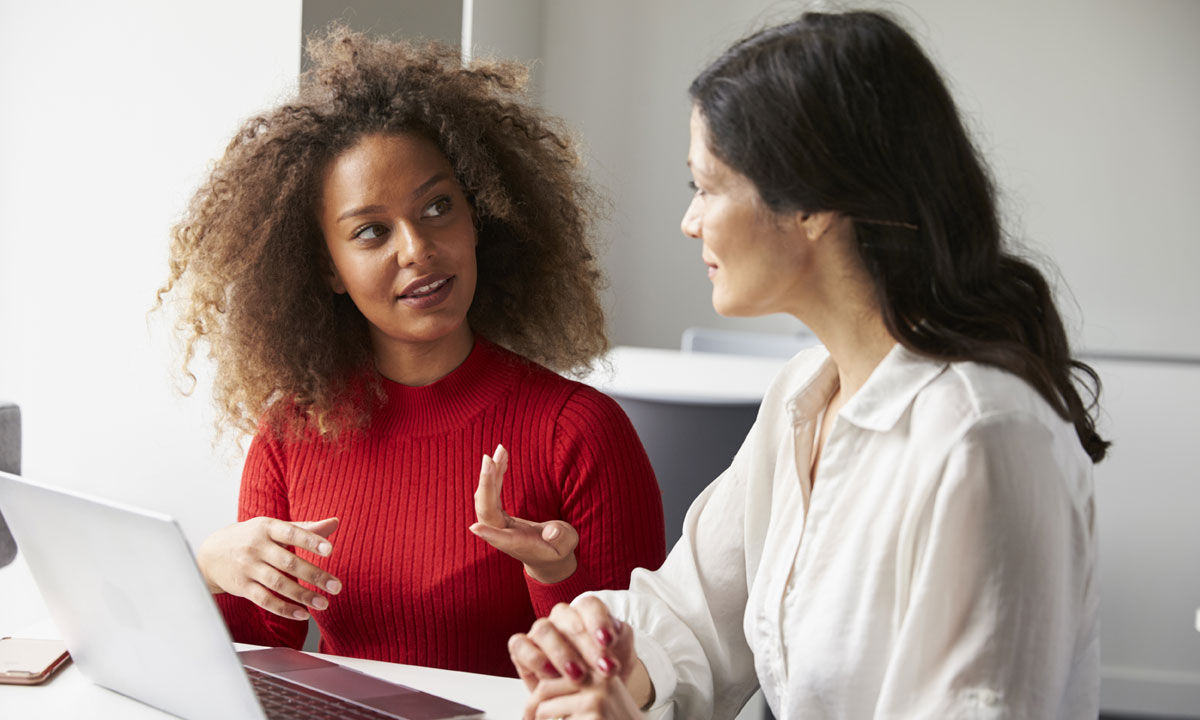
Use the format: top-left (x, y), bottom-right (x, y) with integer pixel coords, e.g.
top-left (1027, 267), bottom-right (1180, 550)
top-left (469, 522), bottom-right (520, 556)
top-left (539, 520), bottom-right (579, 558)
top-left (609, 617), bottom-right (637, 682)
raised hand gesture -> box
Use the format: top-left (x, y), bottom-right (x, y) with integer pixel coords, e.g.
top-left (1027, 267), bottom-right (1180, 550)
top-left (470, 444), bottom-right (579, 584)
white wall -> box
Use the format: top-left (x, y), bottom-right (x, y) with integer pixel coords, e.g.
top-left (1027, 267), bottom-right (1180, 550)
top-left (465, 0), bottom-right (544, 101)
top-left (0, 0), bottom-right (303, 548)
top-left (539, 0), bottom-right (816, 348)
top-left (301, 0), bottom-right (461, 48)
top-left (1088, 357), bottom-right (1200, 715)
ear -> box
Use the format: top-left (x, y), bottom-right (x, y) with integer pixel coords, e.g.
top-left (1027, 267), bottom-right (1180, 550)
top-left (798, 210), bottom-right (839, 243)
top-left (325, 258), bottom-right (347, 294)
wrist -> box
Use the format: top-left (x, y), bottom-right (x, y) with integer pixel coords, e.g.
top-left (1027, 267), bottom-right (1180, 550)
top-left (629, 658), bottom-right (655, 710)
top-left (524, 552), bottom-right (577, 584)
top-left (196, 554), bottom-right (223, 595)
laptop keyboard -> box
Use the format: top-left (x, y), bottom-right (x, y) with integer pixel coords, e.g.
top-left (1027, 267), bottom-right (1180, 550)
top-left (246, 666), bottom-right (402, 720)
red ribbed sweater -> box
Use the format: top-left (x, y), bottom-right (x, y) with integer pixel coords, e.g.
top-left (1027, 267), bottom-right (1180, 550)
top-left (216, 338), bottom-right (665, 677)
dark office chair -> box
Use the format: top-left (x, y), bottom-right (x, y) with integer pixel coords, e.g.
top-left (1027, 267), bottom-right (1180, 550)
top-left (0, 401), bottom-right (20, 567)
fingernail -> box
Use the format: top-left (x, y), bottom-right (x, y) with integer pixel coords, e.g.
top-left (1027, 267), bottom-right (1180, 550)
top-left (612, 616), bottom-right (624, 633)
top-left (597, 656), bottom-right (616, 676)
top-left (544, 525), bottom-right (561, 541)
top-left (312, 596), bottom-right (329, 610)
top-left (317, 542), bottom-right (332, 556)
top-left (325, 579), bottom-right (341, 593)
top-left (292, 609), bottom-right (309, 620)
top-left (480, 455), bottom-right (489, 473)
top-left (541, 661), bottom-right (561, 677)
top-left (495, 443), bottom-right (504, 456)
top-left (564, 661), bottom-right (585, 681)
top-left (595, 627), bottom-right (613, 646)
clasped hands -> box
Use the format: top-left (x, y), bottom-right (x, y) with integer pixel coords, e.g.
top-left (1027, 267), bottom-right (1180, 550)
top-left (196, 444), bottom-right (580, 620)
top-left (509, 596), bottom-right (649, 720)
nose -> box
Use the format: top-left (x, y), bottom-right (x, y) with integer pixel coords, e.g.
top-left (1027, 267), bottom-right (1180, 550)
top-left (680, 195), bottom-right (702, 239)
top-left (394, 222), bottom-right (435, 267)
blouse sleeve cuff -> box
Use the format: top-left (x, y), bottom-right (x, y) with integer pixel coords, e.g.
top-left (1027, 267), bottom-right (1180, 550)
top-left (634, 630), bottom-right (678, 717)
top-left (525, 566), bottom-right (596, 617)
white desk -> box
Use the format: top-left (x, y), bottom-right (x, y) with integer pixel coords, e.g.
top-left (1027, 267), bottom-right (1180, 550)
top-left (0, 554), bottom-right (527, 719)
top-left (580, 346), bottom-right (787, 405)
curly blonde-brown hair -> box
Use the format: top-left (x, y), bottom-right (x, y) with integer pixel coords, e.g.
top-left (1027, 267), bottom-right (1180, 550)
top-left (158, 26), bottom-right (608, 439)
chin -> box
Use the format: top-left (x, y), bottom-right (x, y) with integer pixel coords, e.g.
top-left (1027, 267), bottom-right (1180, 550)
top-left (711, 292), bottom-right (745, 318)
top-left (712, 299), bottom-right (766, 320)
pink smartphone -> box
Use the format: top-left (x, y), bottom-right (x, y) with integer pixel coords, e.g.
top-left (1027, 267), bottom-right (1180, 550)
top-left (0, 637), bottom-right (71, 685)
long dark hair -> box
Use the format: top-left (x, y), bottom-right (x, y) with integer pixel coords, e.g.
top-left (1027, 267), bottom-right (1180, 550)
top-left (691, 10), bottom-right (1109, 462)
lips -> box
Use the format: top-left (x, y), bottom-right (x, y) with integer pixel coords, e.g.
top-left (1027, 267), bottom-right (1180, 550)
top-left (398, 273), bottom-right (452, 298)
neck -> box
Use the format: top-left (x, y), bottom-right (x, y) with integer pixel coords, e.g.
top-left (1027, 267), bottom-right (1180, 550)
top-left (817, 310), bottom-right (896, 400)
top-left (790, 235), bottom-right (896, 400)
top-left (370, 324), bottom-right (475, 386)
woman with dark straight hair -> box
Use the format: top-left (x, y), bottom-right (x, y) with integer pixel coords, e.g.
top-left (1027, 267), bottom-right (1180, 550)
top-left (507, 10), bottom-right (1106, 718)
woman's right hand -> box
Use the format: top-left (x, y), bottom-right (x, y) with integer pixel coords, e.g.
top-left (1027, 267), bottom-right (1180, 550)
top-left (196, 516), bottom-right (342, 621)
top-left (508, 596), bottom-right (653, 716)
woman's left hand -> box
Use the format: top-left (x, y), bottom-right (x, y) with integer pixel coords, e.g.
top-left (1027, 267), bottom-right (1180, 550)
top-left (523, 676), bottom-right (643, 720)
top-left (470, 444), bottom-right (580, 583)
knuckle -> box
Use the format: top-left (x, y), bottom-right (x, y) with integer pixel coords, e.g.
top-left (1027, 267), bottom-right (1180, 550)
top-left (507, 634), bottom-right (526, 653)
top-left (578, 595), bottom-right (603, 611)
top-left (549, 603), bottom-right (583, 633)
top-left (250, 587), bottom-right (275, 609)
top-left (529, 618), bottom-right (556, 639)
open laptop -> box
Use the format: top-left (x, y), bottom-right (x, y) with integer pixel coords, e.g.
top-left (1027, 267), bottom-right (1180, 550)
top-left (0, 470), bottom-right (484, 720)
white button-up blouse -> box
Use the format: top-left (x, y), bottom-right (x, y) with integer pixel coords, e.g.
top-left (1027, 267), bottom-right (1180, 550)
top-left (589, 344), bottom-right (1098, 719)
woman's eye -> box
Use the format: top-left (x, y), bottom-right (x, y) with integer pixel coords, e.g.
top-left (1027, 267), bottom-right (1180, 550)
top-left (688, 180), bottom-right (705, 197)
top-left (353, 223), bottom-right (388, 241)
top-left (423, 197), bottom-right (452, 218)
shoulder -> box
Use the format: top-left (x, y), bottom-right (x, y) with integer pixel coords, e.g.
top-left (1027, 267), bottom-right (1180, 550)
top-left (485, 339), bottom-right (627, 418)
top-left (911, 360), bottom-right (1093, 500)
top-left (914, 359), bottom-right (1067, 439)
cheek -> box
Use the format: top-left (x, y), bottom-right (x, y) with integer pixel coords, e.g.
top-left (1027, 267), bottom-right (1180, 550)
top-left (341, 255), bottom-right (394, 296)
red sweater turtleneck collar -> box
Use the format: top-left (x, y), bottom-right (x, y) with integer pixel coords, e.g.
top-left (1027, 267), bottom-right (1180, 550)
top-left (373, 337), bottom-right (527, 437)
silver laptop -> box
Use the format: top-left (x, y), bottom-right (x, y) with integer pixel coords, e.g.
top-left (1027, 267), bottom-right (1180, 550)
top-left (0, 470), bottom-right (484, 720)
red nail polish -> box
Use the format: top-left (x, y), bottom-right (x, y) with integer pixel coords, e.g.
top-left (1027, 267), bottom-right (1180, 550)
top-left (597, 656), bottom-right (616, 676)
top-left (565, 661), bottom-right (585, 681)
top-left (595, 627), bottom-right (613, 646)
top-left (542, 661), bottom-right (561, 677)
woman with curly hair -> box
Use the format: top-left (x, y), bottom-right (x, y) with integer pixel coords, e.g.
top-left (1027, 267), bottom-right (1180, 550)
top-left (157, 27), bottom-right (664, 677)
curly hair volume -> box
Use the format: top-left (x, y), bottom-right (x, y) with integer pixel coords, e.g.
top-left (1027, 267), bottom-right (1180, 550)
top-left (158, 26), bottom-right (609, 440)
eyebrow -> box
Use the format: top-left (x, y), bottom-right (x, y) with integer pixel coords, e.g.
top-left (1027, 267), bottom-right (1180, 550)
top-left (335, 172), bottom-right (453, 222)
